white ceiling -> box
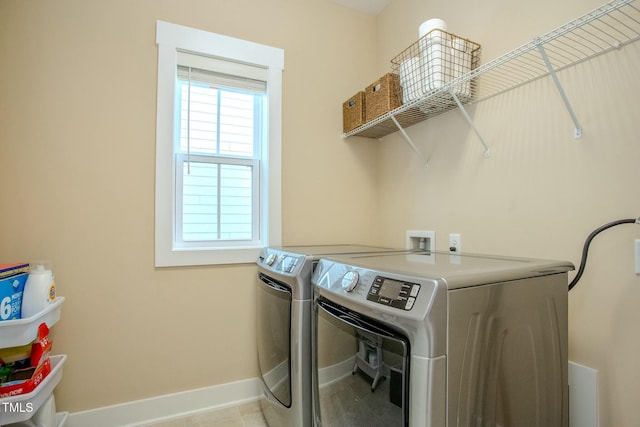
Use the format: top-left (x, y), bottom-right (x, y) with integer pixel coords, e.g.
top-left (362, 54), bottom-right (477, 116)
top-left (330, 0), bottom-right (391, 15)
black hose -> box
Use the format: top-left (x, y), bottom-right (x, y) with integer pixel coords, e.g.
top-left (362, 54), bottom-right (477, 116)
top-left (568, 217), bottom-right (639, 291)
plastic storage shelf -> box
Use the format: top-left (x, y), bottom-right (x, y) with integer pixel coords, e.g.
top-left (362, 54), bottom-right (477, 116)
top-left (0, 298), bottom-right (65, 348)
top-left (56, 412), bottom-right (69, 427)
top-left (0, 354), bottom-right (67, 425)
top-left (0, 298), bottom-right (66, 426)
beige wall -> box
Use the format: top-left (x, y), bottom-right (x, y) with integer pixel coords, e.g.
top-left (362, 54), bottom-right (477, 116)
top-left (0, 0), bottom-right (379, 414)
top-left (374, 0), bottom-right (640, 426)
top-left (1, 0), bottom-right (639, 425)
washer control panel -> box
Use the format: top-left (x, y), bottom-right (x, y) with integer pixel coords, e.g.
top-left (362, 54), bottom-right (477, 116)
top-left (341, 271), bottom-right (360, 292)
top-left (366, 276), bottom-right (421, 310)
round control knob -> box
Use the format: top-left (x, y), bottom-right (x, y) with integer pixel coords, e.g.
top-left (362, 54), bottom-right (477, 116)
top-left (265, 253), bottom-right (277, 266)
top-left (341, 271), bottom-right (360, 292)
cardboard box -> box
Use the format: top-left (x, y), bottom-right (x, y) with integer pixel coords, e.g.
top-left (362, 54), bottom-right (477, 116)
top-left (0, 357), bottom-right (51, 398)
top-left (0, 323), bottom-right (53, 398)
top-left (0, 273), bottom-right (28, 321)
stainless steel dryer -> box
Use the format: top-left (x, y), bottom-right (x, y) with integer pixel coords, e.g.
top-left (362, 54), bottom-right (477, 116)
top-left (256, 245), bottom-right (410, 427)
top-left (312, 250), bottom-right (574, 427)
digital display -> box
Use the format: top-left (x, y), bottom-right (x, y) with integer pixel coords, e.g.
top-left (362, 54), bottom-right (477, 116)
top-left (279, 256), bottom-right (299, 273)
top-left (378, 278), bottom-right (404, 300)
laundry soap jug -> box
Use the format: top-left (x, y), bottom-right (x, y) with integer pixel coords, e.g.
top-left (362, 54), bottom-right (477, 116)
top-left (21, 261), bottom-right (56, 318)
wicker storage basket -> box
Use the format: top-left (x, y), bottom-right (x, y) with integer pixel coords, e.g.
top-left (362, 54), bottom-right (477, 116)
top-left (342, 91), bottom-right (366, 133)
top-left (364, 73), bottom-right (401, 122)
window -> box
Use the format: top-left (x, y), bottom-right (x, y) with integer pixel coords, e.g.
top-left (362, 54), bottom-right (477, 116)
top-left (155, 21), bottom-right (283, 267)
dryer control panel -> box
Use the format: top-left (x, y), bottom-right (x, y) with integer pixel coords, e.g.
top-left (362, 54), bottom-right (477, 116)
top-left (367, 276), bottom-right (420, 310)
top-left (277, 255), bottom-right (302, 274)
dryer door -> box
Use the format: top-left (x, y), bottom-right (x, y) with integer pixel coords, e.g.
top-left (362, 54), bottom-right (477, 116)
top-left (314, 297), bottom-right (409, 427)
top-left (257, 273), bottom-right (292, 407)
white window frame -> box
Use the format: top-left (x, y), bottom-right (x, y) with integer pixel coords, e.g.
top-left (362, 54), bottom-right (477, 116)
top-left (155, 21), bottom-right (283, 267)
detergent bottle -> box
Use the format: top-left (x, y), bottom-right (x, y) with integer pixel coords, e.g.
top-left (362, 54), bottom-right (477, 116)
top-left (21, 261), bottom-right (56, 318)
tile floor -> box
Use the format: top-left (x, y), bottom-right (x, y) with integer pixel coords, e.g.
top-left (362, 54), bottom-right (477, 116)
top-left (143, 400), bottom-right (268, 427)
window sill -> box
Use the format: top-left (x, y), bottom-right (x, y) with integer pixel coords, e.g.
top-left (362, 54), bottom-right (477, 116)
top-left (155, 245), bottom-right (263, 267)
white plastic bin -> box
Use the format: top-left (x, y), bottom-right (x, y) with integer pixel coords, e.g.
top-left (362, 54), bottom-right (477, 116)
top-left (0, 298), bottom-right (65, 348)
top-left (0, 355), bottom-right (67, 425)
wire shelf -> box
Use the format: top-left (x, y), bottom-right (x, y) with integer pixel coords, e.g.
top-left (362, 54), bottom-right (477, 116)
top-left (344, 0), bottom-right (640, 140)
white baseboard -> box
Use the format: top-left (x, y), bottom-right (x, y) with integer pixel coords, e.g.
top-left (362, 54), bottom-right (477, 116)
top-left (66, 377), bottom-right (262, 427)
top-left (67, 360), bottom-right (591, 427)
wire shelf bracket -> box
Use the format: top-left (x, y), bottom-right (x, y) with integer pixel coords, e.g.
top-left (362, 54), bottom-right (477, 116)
top-left (390, 115), bottom-right (430, 168)
top-left (449, 89), bottom-right (491, 157)
top-left (536, 41), bottom-right (583, 139)
top-left (389, 90), bottom-right (490, 167)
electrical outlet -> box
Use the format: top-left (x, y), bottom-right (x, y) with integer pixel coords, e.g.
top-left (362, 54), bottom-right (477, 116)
top-left (449, 233), bottom-right (461, 253)
top-left (406, 230), bottom-right (435, 251)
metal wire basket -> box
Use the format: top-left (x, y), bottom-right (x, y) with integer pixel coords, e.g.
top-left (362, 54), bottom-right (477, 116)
top-left (391, 29), bottom-right (481, 117)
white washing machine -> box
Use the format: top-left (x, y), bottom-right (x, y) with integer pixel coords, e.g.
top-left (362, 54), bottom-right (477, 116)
top-left (256, 245), bottom-right (413, 427)
top-left (312, 250), bottom-right (574, 427)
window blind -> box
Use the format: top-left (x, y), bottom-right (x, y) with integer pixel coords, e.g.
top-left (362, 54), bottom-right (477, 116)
top-left (177, 51), bottom-right (267, 93)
